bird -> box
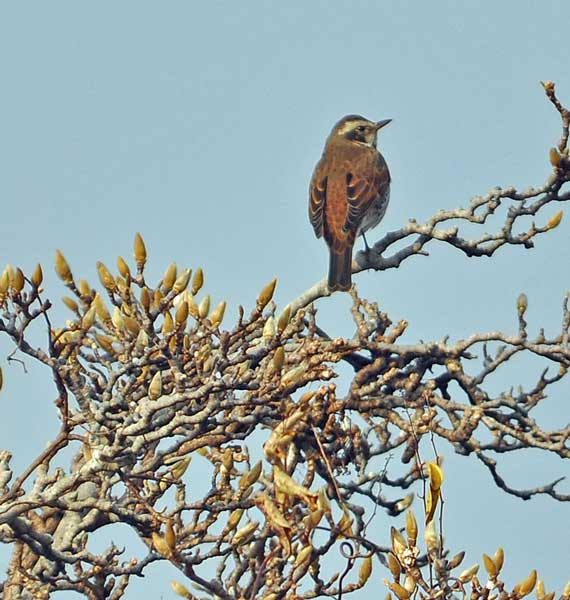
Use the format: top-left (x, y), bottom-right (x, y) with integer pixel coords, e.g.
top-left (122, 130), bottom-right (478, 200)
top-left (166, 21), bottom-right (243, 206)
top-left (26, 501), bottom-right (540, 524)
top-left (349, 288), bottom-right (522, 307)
top-left (309, 115), bottom-right (391, 292)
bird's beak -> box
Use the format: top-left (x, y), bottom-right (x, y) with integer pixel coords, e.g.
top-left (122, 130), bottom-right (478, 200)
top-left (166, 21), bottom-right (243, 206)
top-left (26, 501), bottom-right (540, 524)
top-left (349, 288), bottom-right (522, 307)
top-left (374, 119), bottom-right (392, 130)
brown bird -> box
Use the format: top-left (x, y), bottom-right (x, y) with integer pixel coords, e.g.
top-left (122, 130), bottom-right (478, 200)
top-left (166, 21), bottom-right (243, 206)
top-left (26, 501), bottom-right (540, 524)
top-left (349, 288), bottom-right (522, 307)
top-left (309, 115), bottom-right (391, 292)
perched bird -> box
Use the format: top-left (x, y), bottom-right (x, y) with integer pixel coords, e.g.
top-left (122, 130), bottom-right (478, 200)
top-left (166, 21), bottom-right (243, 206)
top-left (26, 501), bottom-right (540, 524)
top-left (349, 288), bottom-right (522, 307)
top-left (309, 115), bottom-right (391, 291)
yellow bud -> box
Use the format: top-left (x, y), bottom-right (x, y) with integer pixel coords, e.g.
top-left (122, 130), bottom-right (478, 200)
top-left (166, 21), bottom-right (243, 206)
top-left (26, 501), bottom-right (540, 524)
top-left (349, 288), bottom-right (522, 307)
top-left (458, 564), bottom-right (479, 583)
top-left (162, 263), bottom-right (177, 293)
top-left (151, 532), bottom-right (173, 558)
top-left (405, 510), bottom-right (417, 545)
top-left (62, 296), bottom-right (79, 313)
top-left (358, 555), bottom-right (373, 585)
top-left (165, 521), bottom-right (176, 551)
top-left (546, 210), bottom-right (563, 230)
top-left (82, 307), bottom-right (96, 330)
top-left (447, 551), bottom-right (465, 570)
top-left (517, 293), bottom-right (528, 316)
top-left (0, 270), bottom-right (9, 294)
top-left (187, 293), bottom-right (199, 318)
top-left (536, 580), bottom-right (545, 600)
top-left (96, 261), bottom-right (115, 291)
top-left (134, 233), bottom-right (147, 271)
top-left (564, 580), bottom-right (570, 597)
top-left (198, 294), bottom-right (211, 319)
top-left (13, 268), bottom-right (25, 293)
top-left (31, 264), bottom-right (43, 287)
top-left (514, 570), bottom-right (537, 598)
top-left (543, 593), bottom-right (555, 600)
top-left (273, 346), bottom-right (285, 372)
top-left (277, 305), bottom-right (291, 334)
top-left (493, 547), bottom-right (504, 573)
top-left (257, 278), bottom-right (277, 310)
top-left (148, 371), bottom-right (162, 400)
top-left (209, 300), bottom-right (226, 328)
top-left (79, 279), bottom-right (91, 298)
top-left (170, 580), bottom-right (193, 599)
top-left (263, 316), bottom-right (276, 340)
top-left (170, 457), bottom-right (191, 480)
top-left (239, 461), bottom-right (262, 489)
top-left (191, 268), bottom-right (204, 295)
top-left (231, 521), bottom-right (258, 546)
top-left (387, 552), bottom-right (401, 579)
top-left (226, 508), bottom-right (244, 531)
top-left (294, 544), bottom-right (313, 569)
top-left (112, 307), bottom-right (125, 331)
top-left (140, 287), bottom-right (150, 311)
top-left (93, 293), bottom-right (111, 324)
top-left (424, 519), bottom-right (439, 556)
top-left (117, 256), bottom-right (131, 280)
top-left (175, 301), bottom-right (189, 326)
top-left (55, 249), bottom-right (73, 284)
top-left (391, 527), bottom-right (407, 559)
top-left (95, 334), bottom-right (114, 354)
top-left (173, 268), bottom-right (192, 294)
top-left (386, 581), bottom-right (411, 600)
top-left (162, 311), bottom-right (174, 334)
top-left (550, 147), bottom-right (561, 167)
top-left (482, 554), bottom-right (497, 579)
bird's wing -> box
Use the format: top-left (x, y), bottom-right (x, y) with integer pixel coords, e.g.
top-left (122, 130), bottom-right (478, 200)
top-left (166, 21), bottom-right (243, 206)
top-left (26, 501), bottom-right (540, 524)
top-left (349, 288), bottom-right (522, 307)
top-left (344, 151), bottom-right (390, 233)
top-left (309, 161), bottom-right (327, 239)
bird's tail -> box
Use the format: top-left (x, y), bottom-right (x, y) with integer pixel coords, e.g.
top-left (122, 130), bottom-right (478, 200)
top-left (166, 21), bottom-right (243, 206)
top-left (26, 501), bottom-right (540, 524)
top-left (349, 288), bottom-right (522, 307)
top-left (328, 246), bottom-right (353, 292)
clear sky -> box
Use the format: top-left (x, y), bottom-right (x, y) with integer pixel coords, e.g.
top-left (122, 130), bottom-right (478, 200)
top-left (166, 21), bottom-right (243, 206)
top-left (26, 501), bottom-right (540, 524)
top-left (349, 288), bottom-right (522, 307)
top-left (1, 2), bottom-right (569, 597)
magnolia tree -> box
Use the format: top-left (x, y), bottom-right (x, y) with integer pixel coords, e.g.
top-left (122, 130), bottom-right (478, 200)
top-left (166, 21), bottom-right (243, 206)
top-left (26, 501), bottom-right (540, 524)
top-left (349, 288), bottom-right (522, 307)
top-left (0, 82), bottom-right (569, 600)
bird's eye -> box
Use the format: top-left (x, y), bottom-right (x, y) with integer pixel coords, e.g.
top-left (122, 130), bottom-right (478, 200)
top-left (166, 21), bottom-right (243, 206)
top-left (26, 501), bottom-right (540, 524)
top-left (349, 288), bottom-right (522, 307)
top-left (356, 126), bottom-right (366, 133)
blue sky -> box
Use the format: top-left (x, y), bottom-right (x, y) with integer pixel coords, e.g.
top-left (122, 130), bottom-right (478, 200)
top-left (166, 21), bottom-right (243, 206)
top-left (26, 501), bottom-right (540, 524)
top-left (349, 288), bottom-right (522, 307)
top-left (1, 2), bottom-right (569, 597)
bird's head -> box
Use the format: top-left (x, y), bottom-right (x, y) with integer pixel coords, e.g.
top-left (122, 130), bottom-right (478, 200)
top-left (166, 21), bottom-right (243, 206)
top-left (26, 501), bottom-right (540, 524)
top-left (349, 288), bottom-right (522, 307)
top-left (330, 115), bottom-right (391, 148)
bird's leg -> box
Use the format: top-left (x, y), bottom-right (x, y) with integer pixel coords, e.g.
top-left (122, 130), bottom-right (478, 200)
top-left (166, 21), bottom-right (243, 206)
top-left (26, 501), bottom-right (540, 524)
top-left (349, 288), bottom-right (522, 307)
top-left (361, 232), bottom-right (371, 253)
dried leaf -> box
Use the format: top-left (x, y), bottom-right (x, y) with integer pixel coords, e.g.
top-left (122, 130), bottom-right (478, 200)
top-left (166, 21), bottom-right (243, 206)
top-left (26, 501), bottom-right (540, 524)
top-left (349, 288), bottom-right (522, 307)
top-left (425, 486), bottom-right (440, 524)
top-left (337, 507), bottom-right (354, 537)
top-left (426, 462), bottom-right (444, 490)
